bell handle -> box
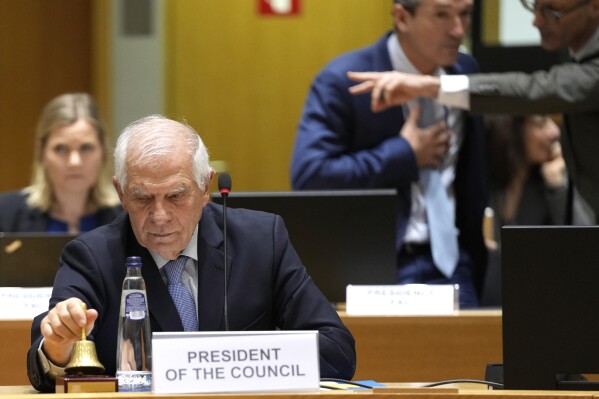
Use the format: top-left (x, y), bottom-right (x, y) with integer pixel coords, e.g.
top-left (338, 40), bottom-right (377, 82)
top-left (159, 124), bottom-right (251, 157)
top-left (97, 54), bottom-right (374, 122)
top-left (79, 302), bottom-right (87, 341)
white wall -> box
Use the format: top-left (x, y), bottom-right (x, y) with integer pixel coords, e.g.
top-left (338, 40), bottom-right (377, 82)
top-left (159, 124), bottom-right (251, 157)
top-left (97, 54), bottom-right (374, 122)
top-left (499, 1), bottom-right (539, 46)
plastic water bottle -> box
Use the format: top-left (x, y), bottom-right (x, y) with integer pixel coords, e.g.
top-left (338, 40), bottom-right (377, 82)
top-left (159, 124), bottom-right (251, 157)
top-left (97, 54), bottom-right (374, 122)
top-left (116, 256), bottom-right (152, 392)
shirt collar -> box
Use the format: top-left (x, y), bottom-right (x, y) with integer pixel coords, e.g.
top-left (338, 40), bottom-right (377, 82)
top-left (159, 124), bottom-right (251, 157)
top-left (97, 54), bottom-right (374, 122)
top-left (387, 32), bottom-right (445, 77)
top-left (570, 24), bottom-right (599, 61)
top-left (151, 225), bottom-right (199, 269)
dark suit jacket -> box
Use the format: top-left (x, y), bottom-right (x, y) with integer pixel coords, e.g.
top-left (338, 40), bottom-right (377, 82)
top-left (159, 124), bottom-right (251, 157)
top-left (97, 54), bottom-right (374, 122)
top-left (27, 203), bottom-right (356, 392)
top-left (0, 190), bottom-right (122, 232)
top-left (291, 32), bottom-right (488, 292)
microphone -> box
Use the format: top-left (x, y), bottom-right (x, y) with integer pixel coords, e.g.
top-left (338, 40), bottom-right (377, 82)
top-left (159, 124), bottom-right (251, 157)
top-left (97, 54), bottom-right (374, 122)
top-left (217, 173), bottom-right (232, 331)
top-left (218, 173), bottom-right (232, 196)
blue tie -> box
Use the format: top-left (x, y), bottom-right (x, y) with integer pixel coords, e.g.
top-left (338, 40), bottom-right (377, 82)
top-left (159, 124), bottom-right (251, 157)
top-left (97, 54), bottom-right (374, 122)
top-left (416, 97), bottom-right (459, 278)
top-left (163, 256), bottom-right (198, 331)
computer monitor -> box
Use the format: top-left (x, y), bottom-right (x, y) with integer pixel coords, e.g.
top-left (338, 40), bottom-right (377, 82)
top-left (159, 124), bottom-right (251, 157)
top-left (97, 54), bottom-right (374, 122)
top-left (501, 226), bottom-right (599, 390)
top-left (0, 232), bottom-right (75, 287)
top-left (212, 190), bottom-right (398, 304)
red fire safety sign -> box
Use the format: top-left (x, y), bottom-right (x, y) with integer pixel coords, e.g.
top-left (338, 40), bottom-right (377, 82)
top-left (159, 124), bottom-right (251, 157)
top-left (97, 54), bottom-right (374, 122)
top-left (258, 0), bottom-right (301, 16)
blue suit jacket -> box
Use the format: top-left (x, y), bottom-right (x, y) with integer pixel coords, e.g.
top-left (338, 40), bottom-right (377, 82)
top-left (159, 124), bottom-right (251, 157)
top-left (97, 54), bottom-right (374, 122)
top-left (27, 203), bottom-right (356, 392)
top-left (291, 33), bottom-right (488, 291)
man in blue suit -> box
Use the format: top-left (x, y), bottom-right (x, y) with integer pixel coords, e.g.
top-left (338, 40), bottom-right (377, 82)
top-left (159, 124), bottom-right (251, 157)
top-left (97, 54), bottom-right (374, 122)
top-left (27, 115), bottom-right (356, 392)
top-left (291, 0), bottom-right (487, 307)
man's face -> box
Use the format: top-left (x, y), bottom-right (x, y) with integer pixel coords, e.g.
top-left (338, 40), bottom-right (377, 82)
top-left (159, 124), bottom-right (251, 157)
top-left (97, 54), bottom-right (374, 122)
top-left (115, 151), bottom-right (211, 260)
top-left (394, 0), bottom-right (474, 74)
top-left (529, 0), bottom-right (597, 52)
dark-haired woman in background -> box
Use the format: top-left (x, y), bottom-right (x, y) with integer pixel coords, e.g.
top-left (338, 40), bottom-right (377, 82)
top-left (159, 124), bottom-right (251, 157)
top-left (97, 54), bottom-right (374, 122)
top-left (0, 93), bottom-right (121, 233)
top-left (482, 114), bottom-right (566, 306)
top-left (486, 114), bottom-right (566, 239)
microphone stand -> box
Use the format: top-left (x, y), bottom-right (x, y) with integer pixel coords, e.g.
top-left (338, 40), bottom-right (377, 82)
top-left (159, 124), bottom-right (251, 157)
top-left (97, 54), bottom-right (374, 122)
top-left (222, 191), bottom-right (229, 331)
top-left (218, 173), bottom-right (232, 331)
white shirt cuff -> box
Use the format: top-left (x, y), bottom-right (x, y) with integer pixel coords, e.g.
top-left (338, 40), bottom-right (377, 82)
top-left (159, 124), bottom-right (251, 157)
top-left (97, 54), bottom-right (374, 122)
top-left (438, 75), bottom-right (470, 110)
top-left (37, 338), bottom-right (67, 378)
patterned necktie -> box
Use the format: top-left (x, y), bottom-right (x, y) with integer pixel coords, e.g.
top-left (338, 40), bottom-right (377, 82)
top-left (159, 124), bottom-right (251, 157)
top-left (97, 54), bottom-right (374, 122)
top-left (416, 97), bottom-right (459, 278)
top-left (163, 256), bottom-right (198, 331)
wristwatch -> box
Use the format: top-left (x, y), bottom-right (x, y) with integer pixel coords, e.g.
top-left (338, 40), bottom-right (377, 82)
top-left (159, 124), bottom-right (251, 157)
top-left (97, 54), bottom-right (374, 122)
top-left (37, 340), bottom-right (66, 378)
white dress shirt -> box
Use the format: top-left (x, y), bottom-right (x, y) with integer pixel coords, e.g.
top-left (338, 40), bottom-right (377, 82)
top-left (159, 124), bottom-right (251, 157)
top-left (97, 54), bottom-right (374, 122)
top-left (387, 33), bottom-right (464, 244)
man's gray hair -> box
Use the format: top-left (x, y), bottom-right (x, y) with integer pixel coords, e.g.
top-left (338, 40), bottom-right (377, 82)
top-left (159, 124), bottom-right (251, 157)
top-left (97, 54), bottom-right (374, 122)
top-left (114, 114), bottom-right (211, 191)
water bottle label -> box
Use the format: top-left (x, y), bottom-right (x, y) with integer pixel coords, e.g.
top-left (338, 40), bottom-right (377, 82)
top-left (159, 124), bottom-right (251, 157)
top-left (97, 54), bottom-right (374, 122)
top-left (123, 290), bottom-right (147, 320)
top-left (116, 370), bottom-right (152, 392)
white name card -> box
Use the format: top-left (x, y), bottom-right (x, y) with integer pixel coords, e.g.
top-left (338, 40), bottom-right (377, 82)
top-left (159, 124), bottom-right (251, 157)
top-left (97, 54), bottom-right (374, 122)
top-left (0, 287), bottom-right (51, 320)
top-left (152, 330), bottom-right (320, 394)
top-left (346, 284), bottom-right (458, 315)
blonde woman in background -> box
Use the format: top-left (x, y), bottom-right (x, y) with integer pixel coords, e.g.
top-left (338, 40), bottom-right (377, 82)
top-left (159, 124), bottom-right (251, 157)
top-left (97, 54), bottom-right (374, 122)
top-left (0, 93), bottom-right (121, 233)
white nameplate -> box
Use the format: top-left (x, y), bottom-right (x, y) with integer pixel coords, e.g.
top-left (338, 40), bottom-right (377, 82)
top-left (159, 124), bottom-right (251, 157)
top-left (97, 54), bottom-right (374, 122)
top-left (346, 284), bottom-right (458, 315)
top-left (0, 287), bottom-right (51, 320)
top-left (152, 330), bottom-right (320, 394)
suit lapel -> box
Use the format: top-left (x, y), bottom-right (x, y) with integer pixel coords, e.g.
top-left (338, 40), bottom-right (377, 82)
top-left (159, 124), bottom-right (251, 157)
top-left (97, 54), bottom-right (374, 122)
top-left (196, 205), bottom-right (229, 331)
top-left (376, 32), bottom-right (408, 125)
top-left (142, 250), bottom-right (184, 331)
top-left (122, 222), bottom-right (184, 332)
top-left (373, 32), bottom-right (394, 72)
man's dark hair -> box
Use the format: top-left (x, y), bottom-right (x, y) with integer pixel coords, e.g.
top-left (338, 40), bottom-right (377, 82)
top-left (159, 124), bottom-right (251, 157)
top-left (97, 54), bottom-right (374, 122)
top-left (393, 0), bottom-right (421, 12)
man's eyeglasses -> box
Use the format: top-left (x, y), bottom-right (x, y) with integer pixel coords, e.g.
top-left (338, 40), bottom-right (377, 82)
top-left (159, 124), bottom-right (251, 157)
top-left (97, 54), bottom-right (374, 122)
top-left (520, 0), bottom-right (591, 23)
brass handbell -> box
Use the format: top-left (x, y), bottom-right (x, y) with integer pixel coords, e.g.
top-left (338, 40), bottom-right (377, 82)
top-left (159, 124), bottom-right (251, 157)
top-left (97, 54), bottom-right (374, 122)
top-left (64, 302), bottom-right (105, 375)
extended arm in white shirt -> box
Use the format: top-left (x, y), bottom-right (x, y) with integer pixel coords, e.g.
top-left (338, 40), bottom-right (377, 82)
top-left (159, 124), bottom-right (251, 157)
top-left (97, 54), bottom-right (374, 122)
top-left (438, 75), bottom-right (471, 110)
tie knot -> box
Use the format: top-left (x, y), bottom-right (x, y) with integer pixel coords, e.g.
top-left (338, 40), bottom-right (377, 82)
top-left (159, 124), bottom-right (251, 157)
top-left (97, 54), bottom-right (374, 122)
top-left (163, 256), bottom-right (187, 285)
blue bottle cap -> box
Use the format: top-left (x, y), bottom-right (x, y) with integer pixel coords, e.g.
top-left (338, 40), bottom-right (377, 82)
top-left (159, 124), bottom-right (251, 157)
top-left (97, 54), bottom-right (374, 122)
top-left (126, 256), bottom-right (143, 268)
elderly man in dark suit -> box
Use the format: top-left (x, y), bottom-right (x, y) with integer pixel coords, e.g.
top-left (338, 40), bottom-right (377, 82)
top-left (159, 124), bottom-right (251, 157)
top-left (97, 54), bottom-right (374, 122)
top-left (27, 115), bottom-right (356, 392)
top-left (291, 0), bottom-right (487, 307)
